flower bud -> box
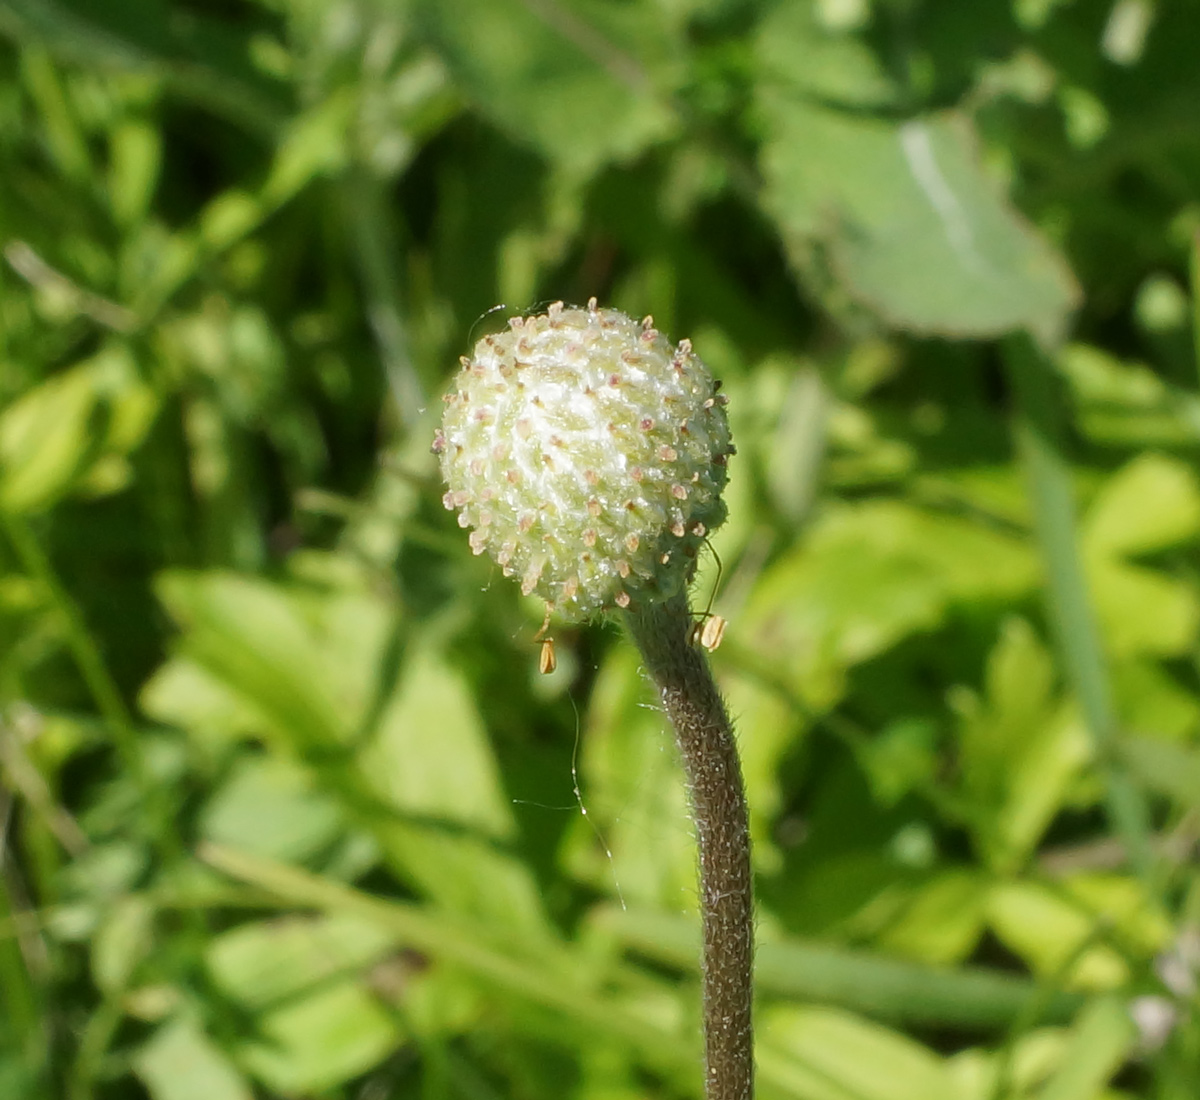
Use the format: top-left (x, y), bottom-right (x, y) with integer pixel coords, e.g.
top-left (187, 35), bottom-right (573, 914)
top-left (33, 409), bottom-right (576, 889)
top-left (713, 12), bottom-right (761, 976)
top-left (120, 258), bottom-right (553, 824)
top-left (436, 300), bottom-right (734, 621)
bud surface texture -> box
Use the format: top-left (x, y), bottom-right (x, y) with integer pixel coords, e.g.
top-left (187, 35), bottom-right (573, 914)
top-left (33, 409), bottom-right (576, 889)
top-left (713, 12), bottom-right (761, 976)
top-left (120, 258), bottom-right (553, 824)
top-left (436, 301), bottom-right (733, 621)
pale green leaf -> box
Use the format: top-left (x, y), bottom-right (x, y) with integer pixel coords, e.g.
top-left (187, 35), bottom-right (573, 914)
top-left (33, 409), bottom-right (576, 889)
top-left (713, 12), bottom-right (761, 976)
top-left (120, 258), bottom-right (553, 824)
top-left (754, 1), bottom-right (898, 108)
top-left (240, 981), bottom-right (400, 1093)
top-left (1083, 452), bottom-right (1200, 558)
top-left (108, 119), bottom-right (161, 227)
top-left (1058, 344), bottom-right (1200, 447)
top-left (0, 352), bottom-right (107, 513)
top-left (758, 100), bottom-right (1079, 338)
top-left (155, 571), bottom-right (394, 749)
top-left (363, 647), bottom-right (512, 838)
top-left (875, 871), bottom-right (987, 966)
top-left (988, 877), bottom-right (1169, 991)
top-left (1035, 997), bottom-right (1135, 1100)
top-left (759, 1005), bottom-right (956, 1100)
top-left (139, 657), bottom-right (271, 747)
top-left (91, 895), bottom-right (154, 994)
top-left (1087, 558), bottom-right (1200, 658)
top-left (1119, 736), bottom-right (1200, 809)
top-left (207, 912), bottom-right (398, 1010)
top-left (362, 646), bottom-right (551, 931)
top-left (1112, 660), bottom-right (1200, 741)
top-left (261, 90), bottom-right (354, 206)
top-left (737, 501), bottom-right (1037, 705)
top-left (200, 754), bottom-right (345, 863)
top-left (133, 1017), bottom-right (253, 1100)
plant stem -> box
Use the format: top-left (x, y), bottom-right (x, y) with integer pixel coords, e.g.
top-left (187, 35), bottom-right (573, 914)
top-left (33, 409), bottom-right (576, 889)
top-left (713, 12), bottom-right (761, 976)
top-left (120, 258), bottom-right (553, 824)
top-left (1003, 333), bottom-right (1154, 883)
top-left (624, 591), bottom-right (754, 1100)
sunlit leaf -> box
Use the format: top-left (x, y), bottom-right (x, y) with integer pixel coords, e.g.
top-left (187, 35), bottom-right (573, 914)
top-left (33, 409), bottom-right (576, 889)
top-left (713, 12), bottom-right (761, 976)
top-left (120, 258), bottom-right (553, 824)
top-left (988, 877), bottom-right (1169, 991)
top-left (239, 981), bottom-right (401, 1093)
top-left (759, 1005), bottom-right (956, 1100)
top-left (208, 912), bottom-right (398, 1010)
top-left (363, 646), bottom-right (552, 932)
top-left (1034, 996), bottom-right (1135, 1100)
top-left (199, 754), bottom-right (346, 863)
top-left (1082, 452), bottom-right (1200, 558)
top-left (133, 1016), bottom-right (253, 1100)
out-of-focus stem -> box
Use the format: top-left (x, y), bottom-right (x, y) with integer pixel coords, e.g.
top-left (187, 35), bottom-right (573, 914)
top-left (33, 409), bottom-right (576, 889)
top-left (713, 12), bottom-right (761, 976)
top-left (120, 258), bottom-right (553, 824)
top-left (1003, 333), bottom-right (1154, 883)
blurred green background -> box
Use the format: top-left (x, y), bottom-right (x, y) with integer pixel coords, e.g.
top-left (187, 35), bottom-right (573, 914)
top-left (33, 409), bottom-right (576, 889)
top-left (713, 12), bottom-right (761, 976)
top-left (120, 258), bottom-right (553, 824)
top-left (2, 0), bottom-right (1200, 1097)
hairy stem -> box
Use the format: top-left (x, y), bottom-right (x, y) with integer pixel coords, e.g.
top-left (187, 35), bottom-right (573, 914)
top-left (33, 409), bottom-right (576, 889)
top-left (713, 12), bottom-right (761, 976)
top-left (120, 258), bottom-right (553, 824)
top-left (625, 592), bottom-right (754, 1100)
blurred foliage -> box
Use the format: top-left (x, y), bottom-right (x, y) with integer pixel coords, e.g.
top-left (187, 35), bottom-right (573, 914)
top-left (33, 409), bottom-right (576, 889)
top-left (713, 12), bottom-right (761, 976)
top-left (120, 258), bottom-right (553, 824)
top-left (2, 0), bottom-right (1200, 1097)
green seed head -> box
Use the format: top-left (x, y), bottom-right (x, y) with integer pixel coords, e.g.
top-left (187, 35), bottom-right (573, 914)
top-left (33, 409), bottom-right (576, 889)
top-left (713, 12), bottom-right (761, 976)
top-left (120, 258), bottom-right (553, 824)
top-left (435, 300), bottom-right (734, 621)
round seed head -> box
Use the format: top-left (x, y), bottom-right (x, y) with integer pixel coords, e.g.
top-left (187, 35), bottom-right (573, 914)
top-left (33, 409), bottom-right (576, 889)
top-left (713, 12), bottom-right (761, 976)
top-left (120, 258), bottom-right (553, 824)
top-left (436, 300), bottom-right (734, 621)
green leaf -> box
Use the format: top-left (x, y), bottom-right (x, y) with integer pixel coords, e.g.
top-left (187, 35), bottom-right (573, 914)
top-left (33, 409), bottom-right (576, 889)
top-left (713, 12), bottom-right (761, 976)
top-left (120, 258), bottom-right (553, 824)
top-left (874, 871), bottom-right (987, 966)
top-left (1058, 343), bottom-right (1200, 447)
top-left (754, 1), bottom-right (898, 109)
top-left (945, 1030), bottom-right (1080, 1100)
top-left (1086, 557), bottom-right (1200, 658)
top-left (987, 876), bottom-right (1169, 991)
top-left (362, 645), bottom-right (551, 932)
top-left (858, 718), bottom-right (938, 809)
top-left (261, 90), bottom-right (355, 207)
top-left (239, 981), bottom-right (401, 1094)
top-left (758, 1005), bottom-right (956, 1100)
top-left (364, 647), bottom-right (513, 839)
top-left (0, 360), bottom-right (97, 513)
top-left (199, 754), bottom-right (346, 864)
top-left (107, 119), bottom-right (161, 227)
top-left (1034, 996), bottom-right (1134, 1100)
top-left (139, 657), bottom-right (271, 748)
top-left (1119, 736), bottom-right (1200, 809)
top-left (1113, 659), bottom-right (1200, 741)
top-left (91, 895), bottom-right (154, 994)
top-left (1078, 455), bottom-right (1200, 658)
top-left (952, 619), bottom-right (1091, 873)
top-left (0, 346), bottom-right (154, 513)
top-left (758, 100), bottom-right (1079, 338)
top-left (154, 571), bottom-right (394, 750)
top-left (207, 912), bottom-right (398, 1010)
top-left (415, 0), bottom-right (677, 176)
top-left (133, 1016), bottom-right (253, 1100)
top-left (737, 501), bottom-right (1037, 705)
top-left (1082, 452), bottom-right (1200, 559)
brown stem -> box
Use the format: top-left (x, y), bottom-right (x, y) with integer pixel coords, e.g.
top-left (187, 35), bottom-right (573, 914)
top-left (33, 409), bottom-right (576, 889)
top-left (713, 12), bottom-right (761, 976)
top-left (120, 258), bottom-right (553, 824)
top-left (625, 592), bottom-right (754, 1100)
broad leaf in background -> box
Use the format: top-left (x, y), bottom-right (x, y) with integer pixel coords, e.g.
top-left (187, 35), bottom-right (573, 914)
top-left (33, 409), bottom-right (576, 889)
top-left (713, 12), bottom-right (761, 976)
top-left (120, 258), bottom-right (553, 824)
top-left (133, 1016), bottom-right (254, 1100)
top-left (758, 1006), bottom-right (956, 1100)
top-left (951, 618), bottom-right (1090, 875)
top-left (206, 914), bottom-right (408, 1093)
top-left (753, 0), bottom-right (899, 110)
top-left (736, 500), bottom-right (1037, 707)
top-left (987, 875), bottom-right (1169, 992)
top-left (0, 345), bottom-right (157, 512)
top-left (1081, 453), bottom-right (1200, 659)
top-left (757, 98), bottom-right (1080, 339)
top-left (4, 0), bottom-right (1200, 1096)
top-left (362, 645), bottom-right (554, 933)
top-left (415, 0), bottom-right (678, 177)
